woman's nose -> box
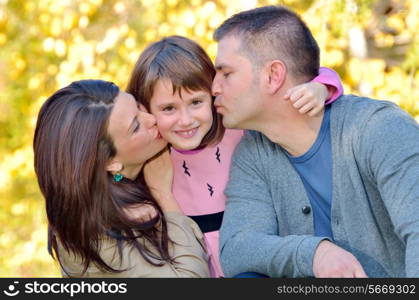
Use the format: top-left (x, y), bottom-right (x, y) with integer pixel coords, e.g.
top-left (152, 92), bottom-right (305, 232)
top-left (140, 111), bottom-right (157, 128)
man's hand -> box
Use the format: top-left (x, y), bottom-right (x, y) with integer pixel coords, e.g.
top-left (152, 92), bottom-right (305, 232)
top-left (313, 240), bottom-right (368, 278)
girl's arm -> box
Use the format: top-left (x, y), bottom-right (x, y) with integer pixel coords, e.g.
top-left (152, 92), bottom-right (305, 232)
top-left (312, 67), bottom-right (344, 105)
top-left (284, 67), bottom-right (343, 116)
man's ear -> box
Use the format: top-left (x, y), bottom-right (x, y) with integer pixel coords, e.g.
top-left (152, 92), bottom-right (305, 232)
top-left (264, 60), bottom-right (286, 95)
top-left (106, 159), bottom-right (123, 173)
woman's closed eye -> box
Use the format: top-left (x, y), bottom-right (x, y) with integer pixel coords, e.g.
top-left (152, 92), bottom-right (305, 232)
top-left (133, 120), bottom-right (140, 133)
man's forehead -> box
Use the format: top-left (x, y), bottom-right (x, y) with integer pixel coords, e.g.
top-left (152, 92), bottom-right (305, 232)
top-left (217, 35), bottom-right (241, 52)
top-left (215, 36), bottom-right (242, 67)
top-left (214, 62), bottom-right (231, 70)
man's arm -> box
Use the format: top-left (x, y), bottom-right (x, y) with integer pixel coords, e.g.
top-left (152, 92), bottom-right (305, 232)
top-left (219, 132), bottom-right (325, 277)
top-left (359, 103), bottom-right (419, 277)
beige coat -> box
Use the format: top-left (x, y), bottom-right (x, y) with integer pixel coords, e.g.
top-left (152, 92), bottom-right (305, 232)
top-left (58, 212), bottom-right (210, 277)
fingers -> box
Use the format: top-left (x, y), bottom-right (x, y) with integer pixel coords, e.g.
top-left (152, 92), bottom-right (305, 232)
top-left (284, 82), bottom-right (328, 116)
top-left (340, 265), bottom-right (368, 278)
top-left (295, 98), bottom-right (315, 113)
top-left (123, 204), bottom-right (158, 223)
top-left (307, 105), bottom-right (323, 117)
top-left (290, 94), bottom-right (324, 116)
top-left (284, 86), bottom-right (306, 103)
top-left (313, 240), bottom-right (369, 278)
top-left (283, 86), bottom-right (298, 100)
top-left (354, 265), bottom-right (368, 278)
top-left (145, 205), bottom-right (158, 219)
top-left (285, 87), bottom-right (317, 110)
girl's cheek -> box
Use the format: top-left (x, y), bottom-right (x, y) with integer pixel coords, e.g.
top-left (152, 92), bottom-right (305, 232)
top-left (156, 116), bottom-right (172, 134)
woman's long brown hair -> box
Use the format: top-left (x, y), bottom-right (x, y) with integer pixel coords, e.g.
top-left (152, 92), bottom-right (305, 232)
top-left (34, 80), bottom-right (172, 275)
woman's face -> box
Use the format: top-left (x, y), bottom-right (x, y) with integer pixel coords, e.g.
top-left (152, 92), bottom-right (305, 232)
top-left (149, 79), bottom-right (213, 150)
top-left (107, 91), bottom-right (167, 178)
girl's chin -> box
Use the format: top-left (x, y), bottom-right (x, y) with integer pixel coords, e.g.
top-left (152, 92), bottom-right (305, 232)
top-left (170, 140), bottom-right (201, 151)
top-left (172, 144), bottom-right (197, 151)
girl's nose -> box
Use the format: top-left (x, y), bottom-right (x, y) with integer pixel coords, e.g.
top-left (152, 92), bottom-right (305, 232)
top-left (179, 109), bottom-right (193, 127)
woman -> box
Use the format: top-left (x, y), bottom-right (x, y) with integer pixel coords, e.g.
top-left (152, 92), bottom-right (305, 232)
top-left (33, 79), bottom-right (210, 277)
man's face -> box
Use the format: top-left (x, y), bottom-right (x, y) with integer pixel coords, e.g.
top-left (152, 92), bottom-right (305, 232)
top-left (212, 35), bottom-right (262, 129)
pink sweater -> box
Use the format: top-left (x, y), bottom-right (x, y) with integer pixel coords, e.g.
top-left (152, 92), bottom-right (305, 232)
top-left (171, 67), bottom-right (343, 277)
top-left (171, 129), bottom-right (243, 277)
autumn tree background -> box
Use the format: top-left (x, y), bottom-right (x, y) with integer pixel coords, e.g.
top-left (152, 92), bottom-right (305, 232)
top-left (0, 0), bottom-right (418, 276)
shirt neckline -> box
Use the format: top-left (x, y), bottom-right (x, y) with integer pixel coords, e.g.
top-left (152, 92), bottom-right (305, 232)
top-left (286, 106), bottom-right (331, 163)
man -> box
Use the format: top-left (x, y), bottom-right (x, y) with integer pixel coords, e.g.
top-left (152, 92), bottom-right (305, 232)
top-left (212, 5), bottom-right (419, 277)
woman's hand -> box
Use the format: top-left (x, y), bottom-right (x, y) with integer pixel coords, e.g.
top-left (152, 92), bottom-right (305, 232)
top-left (143, 148), bottom-right (181, 213)
top-left (123, 203), bottom-right (158, 223)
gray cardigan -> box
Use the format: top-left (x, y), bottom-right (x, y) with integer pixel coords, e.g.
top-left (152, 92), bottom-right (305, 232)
top-left (219, 95), bottom-right (419, 277)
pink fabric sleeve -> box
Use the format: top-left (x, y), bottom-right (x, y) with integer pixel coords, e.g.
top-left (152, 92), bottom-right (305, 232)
top-left (312, 67), bottom-right (344, 105)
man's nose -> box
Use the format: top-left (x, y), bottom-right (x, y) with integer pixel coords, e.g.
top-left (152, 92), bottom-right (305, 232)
top-left (212, 75), bottom-right (221, 97)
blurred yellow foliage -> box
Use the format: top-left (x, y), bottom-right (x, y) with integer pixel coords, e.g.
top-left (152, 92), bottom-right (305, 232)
top-left (0, 0), bottom-right (418, 277)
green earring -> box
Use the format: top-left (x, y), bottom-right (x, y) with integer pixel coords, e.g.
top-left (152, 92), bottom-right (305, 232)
top-left (114, 173), bottom-right (123, 182)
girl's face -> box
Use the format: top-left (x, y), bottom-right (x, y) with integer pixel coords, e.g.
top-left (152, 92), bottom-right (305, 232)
top-left (149, 79), bottom-right (213, 150)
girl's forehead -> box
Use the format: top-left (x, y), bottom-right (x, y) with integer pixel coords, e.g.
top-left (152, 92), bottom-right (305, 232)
top-left (152, 80), bottom-right (211, 102)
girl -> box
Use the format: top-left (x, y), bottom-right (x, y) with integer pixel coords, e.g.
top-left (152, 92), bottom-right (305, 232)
top-left (34, 79), bottom-right (210, 277)
top-left (126, 36), bottom-right (343, 277)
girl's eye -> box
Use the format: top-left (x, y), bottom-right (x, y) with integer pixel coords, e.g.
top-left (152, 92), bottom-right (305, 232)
top-left (163, 106), bottom-right (175, 112)
top-left (192, 100), bottom-right (202, 105)
top-left (223, 72), bottom-right (231, 78)
top-left (133, 122), bottom-right (140, 133)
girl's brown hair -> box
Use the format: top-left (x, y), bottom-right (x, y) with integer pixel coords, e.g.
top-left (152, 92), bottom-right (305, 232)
top-left (34, 79), bottom-right (172, 276)
top-left (126, 35), bottom-right (225, 147)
